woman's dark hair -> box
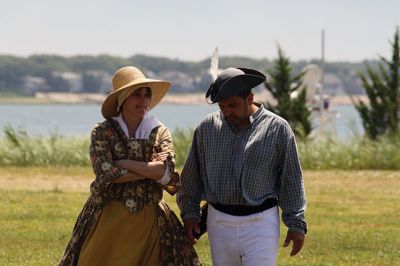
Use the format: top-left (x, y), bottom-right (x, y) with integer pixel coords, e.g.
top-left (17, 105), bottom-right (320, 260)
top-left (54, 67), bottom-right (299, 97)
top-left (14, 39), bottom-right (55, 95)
top-left (144, 87), bottom-right (152, 98)
top-left (134, 87), bottom-right (152, 98)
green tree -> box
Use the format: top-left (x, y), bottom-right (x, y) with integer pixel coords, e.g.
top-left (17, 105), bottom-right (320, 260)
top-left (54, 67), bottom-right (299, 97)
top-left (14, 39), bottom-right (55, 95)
top-left (353, 27), bottom-right (400, 139)
top-left (264, 45), bottom-right (312, 139)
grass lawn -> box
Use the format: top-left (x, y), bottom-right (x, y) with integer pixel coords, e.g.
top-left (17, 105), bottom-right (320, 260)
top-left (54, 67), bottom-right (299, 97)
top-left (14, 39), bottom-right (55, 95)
top-left (0, 167), bottom-right (399, 265)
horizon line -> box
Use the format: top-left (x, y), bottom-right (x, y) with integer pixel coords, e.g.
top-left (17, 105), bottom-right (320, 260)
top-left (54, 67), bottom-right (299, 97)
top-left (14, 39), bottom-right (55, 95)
top-left (0, 52), bottom-right (384, 64)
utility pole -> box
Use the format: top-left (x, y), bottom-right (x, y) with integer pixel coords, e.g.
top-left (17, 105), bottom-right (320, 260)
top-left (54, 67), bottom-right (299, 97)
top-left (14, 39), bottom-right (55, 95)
top-left (319, 29), bottom-right (325, 136)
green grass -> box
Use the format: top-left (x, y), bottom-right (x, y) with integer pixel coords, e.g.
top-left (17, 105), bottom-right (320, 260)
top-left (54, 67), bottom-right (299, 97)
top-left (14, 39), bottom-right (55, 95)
top-left (0, 125), bottom-right (90, 167)
top-left (0, 168), bottom-right (399, 265)
top-left (1, 125), bottom-right (400, 170)
top-left (298, 134), bottom-right (400, 170)
top-left (0, 190), bottom-right (85, 265)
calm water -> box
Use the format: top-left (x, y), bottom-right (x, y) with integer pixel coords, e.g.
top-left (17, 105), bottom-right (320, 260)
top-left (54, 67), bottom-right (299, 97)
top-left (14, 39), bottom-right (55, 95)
top-left (0, 103), bottom-right (363, 139)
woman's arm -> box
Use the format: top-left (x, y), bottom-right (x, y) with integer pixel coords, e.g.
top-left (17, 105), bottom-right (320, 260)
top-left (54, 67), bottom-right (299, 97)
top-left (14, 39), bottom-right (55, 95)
top-left (110, 171), bottom-right (148, 183)
top-left (154, 126), bottom-right (181, 195)
top-left (90, 124), bottom-right (129, 186)
top-left (115, 160), bottom-right (166, 181)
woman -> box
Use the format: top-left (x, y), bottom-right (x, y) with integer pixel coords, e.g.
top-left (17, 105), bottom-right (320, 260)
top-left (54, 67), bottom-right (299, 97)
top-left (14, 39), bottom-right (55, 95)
top-left (59, 66), bottom-right (201, 265)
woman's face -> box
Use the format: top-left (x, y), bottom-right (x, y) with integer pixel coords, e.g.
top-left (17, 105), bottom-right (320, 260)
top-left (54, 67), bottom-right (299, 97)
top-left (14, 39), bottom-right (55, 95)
top-left (122, 87), bottom-right (152, 118)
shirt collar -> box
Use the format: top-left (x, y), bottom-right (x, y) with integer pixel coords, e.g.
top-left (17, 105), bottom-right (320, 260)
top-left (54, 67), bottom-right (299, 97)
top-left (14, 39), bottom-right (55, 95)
top-left (249, 102), bottom-right (264, 124)
top-left (112, 113), bottom-right (161, 139)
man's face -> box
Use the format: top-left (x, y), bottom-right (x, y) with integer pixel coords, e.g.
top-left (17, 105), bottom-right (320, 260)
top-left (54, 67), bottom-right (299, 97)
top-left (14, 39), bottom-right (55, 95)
top-left (218, 94), bottom-right (253, 128)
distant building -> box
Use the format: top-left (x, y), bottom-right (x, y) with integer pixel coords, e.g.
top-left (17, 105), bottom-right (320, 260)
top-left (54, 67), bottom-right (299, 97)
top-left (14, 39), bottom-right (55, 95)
top-left (52, 71), bottom-right (82, 92)
top-left (82, 70), bottom-right (112, 93)
top-left (157, 70), bottom-right (197, 92)
top-left (22, 76), bottom-right (49, 95)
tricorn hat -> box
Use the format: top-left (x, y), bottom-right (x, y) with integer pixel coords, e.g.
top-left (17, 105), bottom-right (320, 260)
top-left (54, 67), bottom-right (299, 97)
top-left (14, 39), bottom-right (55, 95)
top-left (206, 67), bottom-right (266, 103)
top-left (101, 66), bottom-right (170, 119)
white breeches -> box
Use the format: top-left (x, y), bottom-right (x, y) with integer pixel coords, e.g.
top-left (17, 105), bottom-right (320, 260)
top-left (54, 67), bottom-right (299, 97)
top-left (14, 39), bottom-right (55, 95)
top-left (207, 204), bottom-right (280, 266)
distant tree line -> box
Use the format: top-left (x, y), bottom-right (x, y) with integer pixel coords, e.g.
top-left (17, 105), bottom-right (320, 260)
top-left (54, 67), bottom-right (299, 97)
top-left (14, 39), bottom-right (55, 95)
top-left (0, 53), bottom-right (377, 95)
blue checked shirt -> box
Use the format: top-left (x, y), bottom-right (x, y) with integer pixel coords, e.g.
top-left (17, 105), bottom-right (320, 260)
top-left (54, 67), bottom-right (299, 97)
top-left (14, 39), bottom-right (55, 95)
top-left (177, 104), bottom-right (307, 234)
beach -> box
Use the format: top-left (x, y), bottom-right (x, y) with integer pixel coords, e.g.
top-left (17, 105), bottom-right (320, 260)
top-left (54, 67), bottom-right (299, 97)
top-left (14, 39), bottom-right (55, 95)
top-left (0, 91), bottom-right (368, 106)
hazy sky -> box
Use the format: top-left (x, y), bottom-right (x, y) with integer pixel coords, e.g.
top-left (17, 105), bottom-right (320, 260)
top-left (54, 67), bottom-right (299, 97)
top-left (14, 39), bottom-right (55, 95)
top-left (1, 0), bottom-right (399, 62)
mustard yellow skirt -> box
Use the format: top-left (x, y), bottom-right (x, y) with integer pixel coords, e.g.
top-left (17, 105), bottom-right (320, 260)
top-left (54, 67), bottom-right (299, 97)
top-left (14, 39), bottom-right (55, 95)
top-left (77, 200), bottom-right (160, 266)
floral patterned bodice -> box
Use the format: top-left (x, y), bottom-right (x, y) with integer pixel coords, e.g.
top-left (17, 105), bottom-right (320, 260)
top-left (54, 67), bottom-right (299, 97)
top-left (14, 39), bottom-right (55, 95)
top-left (89, 119), bottom-right (176, 212)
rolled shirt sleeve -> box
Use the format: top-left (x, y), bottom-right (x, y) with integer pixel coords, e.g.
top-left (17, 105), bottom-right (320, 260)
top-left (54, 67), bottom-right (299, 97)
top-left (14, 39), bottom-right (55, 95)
top-left (156, 127), bottom-right (175, 185)
top-left (155, 126), bottom-right (181, 195)
top-left (157, 164), bottom-right (171, 185)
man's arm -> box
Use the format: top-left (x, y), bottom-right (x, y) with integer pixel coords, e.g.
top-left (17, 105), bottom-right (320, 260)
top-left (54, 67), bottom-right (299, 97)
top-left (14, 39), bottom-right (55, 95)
top-left (176, 129), bottom-right (204, 245)
top-left (278, 124), bottom-right (307, 256)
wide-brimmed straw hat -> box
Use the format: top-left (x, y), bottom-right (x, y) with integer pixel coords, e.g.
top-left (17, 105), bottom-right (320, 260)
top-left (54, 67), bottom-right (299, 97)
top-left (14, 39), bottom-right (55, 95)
top-left (206, 67), bottom-right (266, 103)
top-left (101, 66), bottom-right (170, 119)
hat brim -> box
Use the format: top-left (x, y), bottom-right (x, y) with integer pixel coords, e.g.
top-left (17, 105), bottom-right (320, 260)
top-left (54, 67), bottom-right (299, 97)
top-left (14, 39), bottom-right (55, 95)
top-left (101, 78), bottom-right (170, 119)
top-left (209, 74), bottom-right (265, 103)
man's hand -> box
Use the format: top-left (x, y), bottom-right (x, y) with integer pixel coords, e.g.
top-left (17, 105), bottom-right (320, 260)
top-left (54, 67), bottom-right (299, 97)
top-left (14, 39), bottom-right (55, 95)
top-left (283, 231), bottom-right (305, 256)
top-left (183, 218), bottom-right (200, 246)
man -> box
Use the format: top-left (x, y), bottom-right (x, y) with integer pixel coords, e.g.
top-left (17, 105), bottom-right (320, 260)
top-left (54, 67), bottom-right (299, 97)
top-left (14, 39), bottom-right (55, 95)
top-left (177, 67), bottom-right (307, 266)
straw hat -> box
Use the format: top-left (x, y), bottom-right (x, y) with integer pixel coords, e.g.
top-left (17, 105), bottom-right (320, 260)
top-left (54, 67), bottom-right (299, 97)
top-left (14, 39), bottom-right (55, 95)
top-left (101, 66), bottom-right (170, 119)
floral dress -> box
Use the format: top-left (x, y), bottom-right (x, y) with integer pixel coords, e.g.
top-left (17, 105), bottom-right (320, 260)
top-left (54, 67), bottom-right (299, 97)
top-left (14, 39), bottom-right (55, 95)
top-left (59, 119), bottom-right (201, 266)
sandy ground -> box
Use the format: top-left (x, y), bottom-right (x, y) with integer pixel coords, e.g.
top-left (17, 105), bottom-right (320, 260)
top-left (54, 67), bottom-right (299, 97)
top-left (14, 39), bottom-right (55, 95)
top-left (0, 92), bottom-right (368, 106)
top-left (1, 169), bottom-right (399, 195)
top-left (0, 167), bottom-right (93, 192)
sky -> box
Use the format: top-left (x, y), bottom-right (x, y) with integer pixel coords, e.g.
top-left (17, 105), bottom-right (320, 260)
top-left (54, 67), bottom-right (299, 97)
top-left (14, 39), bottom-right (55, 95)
top-left (1, 0), bottom-right (399, 62)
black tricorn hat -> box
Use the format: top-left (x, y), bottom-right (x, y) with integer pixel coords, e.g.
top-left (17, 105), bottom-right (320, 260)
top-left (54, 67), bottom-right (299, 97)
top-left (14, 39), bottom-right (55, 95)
top-left (206, 67), bottom-right (266, 103)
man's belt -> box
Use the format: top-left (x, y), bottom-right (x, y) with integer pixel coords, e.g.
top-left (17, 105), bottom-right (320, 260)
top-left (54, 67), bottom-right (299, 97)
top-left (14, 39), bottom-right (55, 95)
top-left (210, 198), bottom-right (278, 216)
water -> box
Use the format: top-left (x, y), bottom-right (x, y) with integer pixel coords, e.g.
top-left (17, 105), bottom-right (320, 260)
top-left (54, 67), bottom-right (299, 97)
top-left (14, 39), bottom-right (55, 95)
top-left (0, 104), bottom-right (218, 137)
top-left (0, 103), bottom-right (363, 139)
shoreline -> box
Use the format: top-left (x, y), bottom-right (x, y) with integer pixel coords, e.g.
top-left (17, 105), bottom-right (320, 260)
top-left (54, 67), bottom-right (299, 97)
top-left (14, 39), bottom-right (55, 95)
top-left (0, 92), bottom-right (368, 106)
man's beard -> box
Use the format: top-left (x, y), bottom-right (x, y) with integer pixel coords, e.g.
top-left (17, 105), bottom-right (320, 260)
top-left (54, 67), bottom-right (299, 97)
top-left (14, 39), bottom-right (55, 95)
top-left (225, 115), bottom-right (245, 127)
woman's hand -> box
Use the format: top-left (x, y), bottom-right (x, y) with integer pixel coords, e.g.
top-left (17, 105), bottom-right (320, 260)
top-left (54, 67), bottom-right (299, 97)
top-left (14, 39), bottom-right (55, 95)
top-left (152, 152), bottom-right (169, 162)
